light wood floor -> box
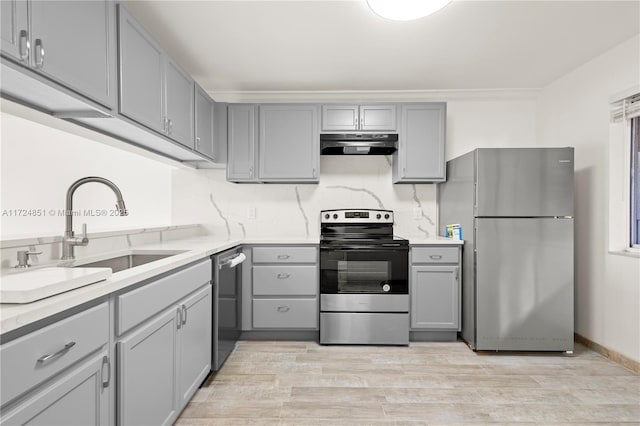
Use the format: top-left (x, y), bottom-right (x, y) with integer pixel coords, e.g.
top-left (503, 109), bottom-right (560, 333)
top-left (176, 340), bottom-right (640, 425)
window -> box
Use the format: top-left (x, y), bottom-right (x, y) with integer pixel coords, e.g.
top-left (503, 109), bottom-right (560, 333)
top-left (631, 117), bottom-right (640, 248)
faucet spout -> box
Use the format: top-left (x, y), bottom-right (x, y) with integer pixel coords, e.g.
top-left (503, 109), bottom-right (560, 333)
top-left (62, 176), bottom-right (127, 260)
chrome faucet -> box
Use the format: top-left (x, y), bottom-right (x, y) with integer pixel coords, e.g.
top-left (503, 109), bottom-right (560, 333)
top-left (62, 177), bottom-right (128, 260)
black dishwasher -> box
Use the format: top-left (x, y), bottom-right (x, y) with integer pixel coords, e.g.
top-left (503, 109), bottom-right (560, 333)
top-left (212, 247), bottom-right (245, 371)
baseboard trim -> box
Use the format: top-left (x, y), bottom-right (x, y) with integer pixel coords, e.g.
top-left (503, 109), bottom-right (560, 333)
top-left (574, 333), bottom-right (639, 374)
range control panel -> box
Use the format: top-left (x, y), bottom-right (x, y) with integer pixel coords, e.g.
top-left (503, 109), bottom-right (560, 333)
top-left (320, 209), bottom-right (394, 224)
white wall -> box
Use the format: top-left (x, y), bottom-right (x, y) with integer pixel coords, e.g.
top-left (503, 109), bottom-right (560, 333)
top-left (171, 97), bottom-right (538, 241)
top-left (537, 35), bottom-right (640, 362)
top-left (0, 107), bottom-right (174, 239)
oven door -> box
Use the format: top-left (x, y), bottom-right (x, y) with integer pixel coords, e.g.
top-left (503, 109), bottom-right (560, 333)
top-left (320, 245), bottom-right (408, 294)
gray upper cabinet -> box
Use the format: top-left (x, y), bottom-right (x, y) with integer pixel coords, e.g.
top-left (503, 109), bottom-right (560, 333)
top-left (118, 5), bottom-right (164, 134)
top-left (194, 84), bottom-right (215, 160)
top-left (259, 104), bottom-right (319, 182)
top-left (164, 57), bottom-right (194, 148)
top-left (1, 0), bottom-right (117, 110)
top-left (118, 5), bottom-right (194, 148)
top-left (322, 104), bottom-right (396, 132)
top-left (393, 103), bottom-right (446, 183)
top-left (227, 104), bottom-right (257, 182)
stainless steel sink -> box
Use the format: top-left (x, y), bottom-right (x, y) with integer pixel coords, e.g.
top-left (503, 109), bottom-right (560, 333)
top-left (73, 252), bottom-right (185, 273)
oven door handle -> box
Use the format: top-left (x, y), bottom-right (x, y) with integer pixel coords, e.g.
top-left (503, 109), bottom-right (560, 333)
top-left (320, 244), bottom-right (408, 251)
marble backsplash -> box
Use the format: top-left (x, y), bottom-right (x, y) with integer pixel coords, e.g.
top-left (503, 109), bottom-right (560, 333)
top-left (172, 155), bottom-right (439, 241)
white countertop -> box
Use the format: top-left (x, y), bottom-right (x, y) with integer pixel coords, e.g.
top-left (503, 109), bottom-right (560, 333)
top-left (0, 235), bottom-right (460, 335)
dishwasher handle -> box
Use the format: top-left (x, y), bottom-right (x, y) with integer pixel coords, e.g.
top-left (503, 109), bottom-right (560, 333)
top-left (218, 252), bottom-right (247, 270)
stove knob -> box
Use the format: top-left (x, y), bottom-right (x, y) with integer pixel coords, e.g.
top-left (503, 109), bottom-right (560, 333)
top-left (384, 213), bottom-right (390, 219)
top-left (333, 214), bottom-right (338, 219)
top-left (376, 213), bottom-right (382, 219)
top-left (324, 213), bottom-right (330, 219)
top-left (381, 283), bottom-right (391, 293)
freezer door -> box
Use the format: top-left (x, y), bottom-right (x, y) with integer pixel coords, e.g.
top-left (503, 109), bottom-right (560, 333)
top-left (476, 148), bottom-right (574, 217)
top-left (475, 218), bottom-right (574, 351)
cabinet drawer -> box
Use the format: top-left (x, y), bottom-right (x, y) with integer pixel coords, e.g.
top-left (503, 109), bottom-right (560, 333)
top-left (0, 302), bottom-right (108, 407)
top-left (117, 259), bottom-right (211, 336)
top-left (412, 246), bottom-right (459, 264)
top-left (253, 298), bottom-right (318, 329)
top-left (253, 266), bottom-right (317, 296)
top-left (252, 246), bottom-right (317, 264)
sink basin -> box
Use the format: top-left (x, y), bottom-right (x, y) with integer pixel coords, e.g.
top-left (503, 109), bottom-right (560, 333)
top-left (73, 251), bottom-right (185, 273)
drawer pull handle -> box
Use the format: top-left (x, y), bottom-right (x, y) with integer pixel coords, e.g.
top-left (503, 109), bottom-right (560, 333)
top-left (182, 304), bottom-right (188, 326)
top-left (429, 255), bottom-right (443, 260)
top-left (37, 342), bottom-right (76, 364)
top-left (277, 305), bottom-right (290, 313)
top-left (277, 273), bottom-right (290, 279)
top-left (277, 254), bottom-right (290, 260)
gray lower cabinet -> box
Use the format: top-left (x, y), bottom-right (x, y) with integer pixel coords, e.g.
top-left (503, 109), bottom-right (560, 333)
top-left (0, 301), bottom-right (110, 425)
top-left (410, 245), bottom-right (461, 338)
top-left (116, 260), bottom-right (212, 425)
top-left (0, 0), bottom-right (117, 110)
top-left (1, 351), bottom-right (110, 425)
top-left (118, 5), bottom-right (194, 148)
top-left (393, 103), bottom-right (447, 183)
top-left (248, 246), bottom-right (319, 330)
top-left (227, 104), bottom-right (320, 183)
top-left (117, 307), bottom-right (179, 426)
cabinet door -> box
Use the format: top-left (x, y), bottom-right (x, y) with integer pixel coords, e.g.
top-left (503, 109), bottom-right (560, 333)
top-left (395, 103), bottom-right (446, 183)
top-left (30, 0), bottom-right (116, 109)
top-left (411, 265), bottom-right (459, 330)
top-left (1, 352), bottom-right (110, 425)
top-left (321, 105), bottom-right (359, 131)
top-left (118, 5), bottom-right (165, 134)
top-left (117, 308), bottom-right (179, 426)
top-left (227, 104), bottom-right (256, 181)
top-left (359, 105), bottom-right (396, 131)
top-left (258, 104), bottom-right (319, 181)
top-left (165, 57), bottom-right (194, 148)
top-left (0, 0), bottom-right (27, 61)
top-left (195, 85), bottom-right (215, 160)
top-left (177, 286), bottom-right (212, 408)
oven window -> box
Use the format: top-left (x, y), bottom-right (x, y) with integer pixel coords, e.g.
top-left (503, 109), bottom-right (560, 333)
top-left (320, 249), bottom-right (408, 294)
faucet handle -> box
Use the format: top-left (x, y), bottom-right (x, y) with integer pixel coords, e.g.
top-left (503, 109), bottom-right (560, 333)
top-left (80, 223), bottom-right (89, 243)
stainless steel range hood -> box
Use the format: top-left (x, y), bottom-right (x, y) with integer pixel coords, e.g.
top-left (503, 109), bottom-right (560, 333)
top-left (320, 133), bottom-right (398, 155)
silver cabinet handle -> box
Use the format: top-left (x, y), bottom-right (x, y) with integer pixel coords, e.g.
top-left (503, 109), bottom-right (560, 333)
top-left (429, 255), bottom-right (443, 260)
top-left (101, 355), bottom-right (111, 388)
top-left (168, 119), bottom-right (173, 135)
top-left (277, 272), bottom-right (290, 279)
top-left (176, 307), bottom-right (182, 329)
top-left (18, 30), bottom-right (29, 61)
top-left (162, 117), bottom-right (167, 132)
top-left (249, 166), bottom-right (253, 178)
top-left (37, 342), bottom-right (75, 364)
top-left (181, 304), bottom-right (187, 325)
top-left (313, 168), bottom-right (317, 178)
top-left (195, 136), bottom-right (201, 150)
top-left (277, 254), bottom-right (290, 260)
top-left (34, 38), bottom-right (44, 68)
top-left (277, 305), bottom-right (290, 313)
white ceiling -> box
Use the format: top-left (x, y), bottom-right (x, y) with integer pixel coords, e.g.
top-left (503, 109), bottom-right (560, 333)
top-left (123, 1), bottom-right (640, 94)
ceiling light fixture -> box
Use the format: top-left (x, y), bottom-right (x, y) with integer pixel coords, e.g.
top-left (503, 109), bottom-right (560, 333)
top-left (367, 0), bottom-right (452, 21)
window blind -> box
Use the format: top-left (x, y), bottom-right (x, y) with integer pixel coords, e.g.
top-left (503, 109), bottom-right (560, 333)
top-left (611, 92), bottom-right (640, 122)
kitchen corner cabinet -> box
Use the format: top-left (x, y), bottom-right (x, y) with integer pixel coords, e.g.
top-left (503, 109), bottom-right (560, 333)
top-left (393, 103), bottom-right (446, 183)
top-left (227, 104), bottom-right (320, 183)
top-left (118, 5), bottom-right (194, 148)
top-left (194, 84), bottom-right (216, 160)
top-left (410, 245), bottom-right (461, 338)
top-left (116, 259), bottom-right (212, 426)
top-left (322, 104), bottom-right (397, 131)
top-left (0, 0), bottom-right (117, 110)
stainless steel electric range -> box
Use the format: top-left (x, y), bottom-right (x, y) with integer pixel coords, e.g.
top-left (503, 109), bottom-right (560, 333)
top-left (319, 209), bottom-right (409, 345)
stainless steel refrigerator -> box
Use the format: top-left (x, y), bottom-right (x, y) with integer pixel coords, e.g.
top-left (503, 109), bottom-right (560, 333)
top-left (438, 148), bottom-right (574, 351)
